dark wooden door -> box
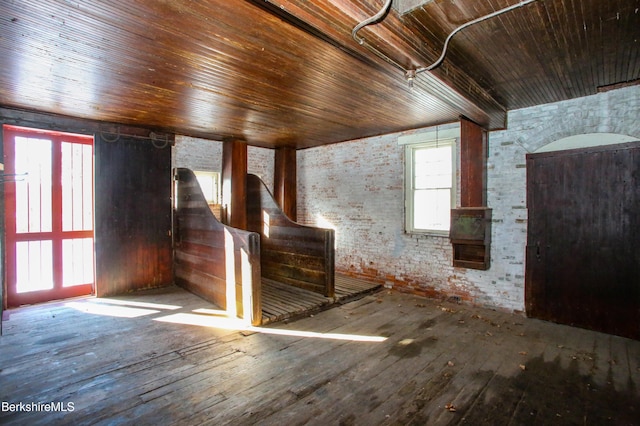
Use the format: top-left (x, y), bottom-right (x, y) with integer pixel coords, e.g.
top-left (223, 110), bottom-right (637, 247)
top-left (94, 134), bottom-right (173, 297)
top-left (526, 142), bottom-right (640, 340)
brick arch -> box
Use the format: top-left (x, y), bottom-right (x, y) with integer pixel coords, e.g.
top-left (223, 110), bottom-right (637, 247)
top-left (532, 129), bottom-right (583, 152)
top-left (514, 106), bottom-right (640, 154)
top-left (534, 132), bottom-right (640, 153)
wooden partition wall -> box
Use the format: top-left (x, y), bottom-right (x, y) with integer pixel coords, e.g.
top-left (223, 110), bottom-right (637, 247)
top-left (174, 168), bottom-right (261, 325)
top-left (246, 174), bottom-right (335, 297)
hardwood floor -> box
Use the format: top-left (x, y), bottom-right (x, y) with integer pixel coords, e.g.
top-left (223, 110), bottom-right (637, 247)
top-left (1, 285), bottom-right (638, 425)
top-left (261, 274), bottom-right (382, 324)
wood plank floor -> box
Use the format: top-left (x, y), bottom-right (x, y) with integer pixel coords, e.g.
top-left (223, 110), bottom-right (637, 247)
top-left (1, 285), bottom-right (639, 425)
top-left (261, 274), bottom-right (382, 324)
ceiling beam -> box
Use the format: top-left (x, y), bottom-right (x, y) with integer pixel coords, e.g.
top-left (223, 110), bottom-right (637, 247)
top-left (257, 0), bottom-right (507, 129)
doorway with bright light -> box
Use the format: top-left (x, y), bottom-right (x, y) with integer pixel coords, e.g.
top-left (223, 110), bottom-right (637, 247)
top-left (3, 125), bottom-right (95, 307)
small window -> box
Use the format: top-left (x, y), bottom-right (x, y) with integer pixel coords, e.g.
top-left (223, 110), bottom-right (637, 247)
top-left (194, 171), bottom-right (220, 205)
top-left (405, 139), bottom-right (456, 235)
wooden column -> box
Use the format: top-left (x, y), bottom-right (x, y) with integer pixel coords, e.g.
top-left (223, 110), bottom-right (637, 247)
top-left (459, 117), bottom-right (488, 207)
top-left (450, 118), bottom-right (491, 270)
top-left (273, 146), bottom-right (297, 221)
top-left (221, 139), bottom-right (247, 229)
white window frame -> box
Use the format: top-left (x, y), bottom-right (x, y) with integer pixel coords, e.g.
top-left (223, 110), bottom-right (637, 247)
top-left (403, 137), bottom-right (457, 236)
top-left (194, 171), bottom-right (221, 205)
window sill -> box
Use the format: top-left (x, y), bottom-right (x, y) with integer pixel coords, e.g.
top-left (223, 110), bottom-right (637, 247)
top-left (405, 230), bottom-right (450, 238)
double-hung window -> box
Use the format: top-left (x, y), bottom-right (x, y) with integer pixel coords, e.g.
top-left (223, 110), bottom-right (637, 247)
top-left (402, 126), bottom-right (458, 235)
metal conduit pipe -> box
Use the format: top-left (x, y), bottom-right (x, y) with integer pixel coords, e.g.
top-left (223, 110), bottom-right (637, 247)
top-left (416, 0), bottom-right (538, 74)
top-left (351, 0), bottom-right (538, 87)
top-left (351, 0), bottom-right (406, 71)
top-left (351, 0), bottom-right (394, 46)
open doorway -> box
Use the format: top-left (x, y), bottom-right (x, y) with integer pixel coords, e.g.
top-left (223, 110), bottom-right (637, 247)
top-left (3, 125), bottom-right (95, 307)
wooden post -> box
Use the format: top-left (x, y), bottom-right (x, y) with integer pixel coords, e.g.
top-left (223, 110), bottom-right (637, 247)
top-left (459, 117), bottom-right (488, 207)
top-left (451, 118), bottom-right (491, 270)
top-left (221, 139), bottom-right (248, 229)
top-left (274, 146), bottom-right (297, 221)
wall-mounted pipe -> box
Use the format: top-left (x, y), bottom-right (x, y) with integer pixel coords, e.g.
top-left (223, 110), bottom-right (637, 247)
top-left (351, 0), bottom-right (538, 86)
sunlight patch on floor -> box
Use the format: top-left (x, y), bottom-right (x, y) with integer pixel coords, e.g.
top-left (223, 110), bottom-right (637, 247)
top-left (155, 312), bottom-right (387, 342)
top-left (65, 301), bottom-right (159, 318)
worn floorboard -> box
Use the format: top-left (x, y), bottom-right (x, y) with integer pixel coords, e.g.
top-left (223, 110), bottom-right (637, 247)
top-left (261, 273), bottom-right (382, 324)
top-left (1, 285), bottom-right (638, 425)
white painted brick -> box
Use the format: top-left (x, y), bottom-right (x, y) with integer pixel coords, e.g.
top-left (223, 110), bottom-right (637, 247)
top-left (173, 136), bottom-right (275, 193)
top-left (299, 85), bottom-right (640, 313)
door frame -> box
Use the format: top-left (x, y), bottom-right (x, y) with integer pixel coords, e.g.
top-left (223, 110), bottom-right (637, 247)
top-left (3, 125), bottom-right (95, 307)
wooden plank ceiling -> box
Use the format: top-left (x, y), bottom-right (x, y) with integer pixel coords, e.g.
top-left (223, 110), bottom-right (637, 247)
top-left (0, 0), bottom-right (638, 149)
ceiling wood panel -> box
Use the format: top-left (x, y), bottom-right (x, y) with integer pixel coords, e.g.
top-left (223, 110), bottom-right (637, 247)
top-left (402, 0), bottom-right (639, 109)
top-left (1, 0), bottom-right (638, 148)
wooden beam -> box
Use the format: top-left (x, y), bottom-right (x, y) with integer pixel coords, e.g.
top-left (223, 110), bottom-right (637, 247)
top-left (273, 146), bottom-right (297, 221)
top-left (459, 117), bottom-right (487, 207)
top-left (452, 118), bottom-right (491, 270)
top-left (221, 139), bottom-right (248, 229)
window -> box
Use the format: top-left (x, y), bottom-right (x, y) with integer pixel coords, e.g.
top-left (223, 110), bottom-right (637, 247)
top-left (194, 171), bottom-right (220, 204)
top-left (402, 127), bottom-right (458, 235)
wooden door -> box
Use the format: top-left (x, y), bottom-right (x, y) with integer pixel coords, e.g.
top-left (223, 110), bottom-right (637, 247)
top-left (93, 134), bottom-right (173, 297)
top-left (3, 125), bottom-right (94, 307)
top-left (526, 142), bottom-right (640, 340)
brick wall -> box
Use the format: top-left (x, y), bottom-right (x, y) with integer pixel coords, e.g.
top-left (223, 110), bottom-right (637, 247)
top-left (172, 136), bottom-right (275, 192)
top-left (172, 135), bottom-right (222, 171)
top-left (247, 146), bottom-right (275, 193)
top-left (298, 85), bottom-right (640, 312)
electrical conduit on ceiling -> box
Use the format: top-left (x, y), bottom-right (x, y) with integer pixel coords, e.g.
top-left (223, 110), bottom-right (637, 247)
top-left (351, 0), bottom-right (538, 87)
